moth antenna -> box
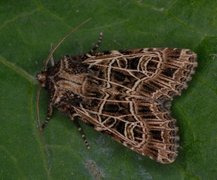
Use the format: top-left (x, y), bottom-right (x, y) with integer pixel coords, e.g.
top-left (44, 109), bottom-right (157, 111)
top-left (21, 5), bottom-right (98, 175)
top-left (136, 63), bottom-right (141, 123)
top-left (36, 86), bottom-right (42, 131)
top-left (43, 18), bottom-right (92, 70)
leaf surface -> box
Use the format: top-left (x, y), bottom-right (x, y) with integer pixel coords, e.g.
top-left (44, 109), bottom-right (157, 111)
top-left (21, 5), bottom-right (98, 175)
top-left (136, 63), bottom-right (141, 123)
top-left (0, 0), bottom-right (217, 179)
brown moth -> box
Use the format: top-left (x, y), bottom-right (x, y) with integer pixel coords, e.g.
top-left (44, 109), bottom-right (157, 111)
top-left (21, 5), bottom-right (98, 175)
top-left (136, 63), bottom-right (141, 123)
top-left (37, 32), bottom-right (197, 164)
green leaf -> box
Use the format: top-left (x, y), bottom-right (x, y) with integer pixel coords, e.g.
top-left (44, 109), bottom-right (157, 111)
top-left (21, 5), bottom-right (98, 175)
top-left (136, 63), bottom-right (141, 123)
top-left (0, 0), bottom-right (217, 179)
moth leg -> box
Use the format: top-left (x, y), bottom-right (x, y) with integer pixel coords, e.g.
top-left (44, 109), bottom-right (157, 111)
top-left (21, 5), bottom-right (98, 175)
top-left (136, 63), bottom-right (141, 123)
top-left (89, 32), bottom-right (103, 55)
top-left (40, 100), bottom-right (53, 131)
top-left (72, 115), bottom-right (90, 149)
top-left (49, 43), bottom-right (55, 66)
top-left (50, 55), bottom-right (55, 67)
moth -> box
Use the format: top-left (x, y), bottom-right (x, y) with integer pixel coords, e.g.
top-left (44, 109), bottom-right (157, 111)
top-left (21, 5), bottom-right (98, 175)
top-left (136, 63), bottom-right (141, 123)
top-left (37, 32), bottom-right (197, 164)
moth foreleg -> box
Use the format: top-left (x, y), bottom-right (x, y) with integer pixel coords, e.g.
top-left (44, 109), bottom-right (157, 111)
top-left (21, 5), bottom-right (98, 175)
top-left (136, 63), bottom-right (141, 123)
top-left (40, 100), bottom-right (53, 131)
top-left (89, 32), bottom-right (103, 55)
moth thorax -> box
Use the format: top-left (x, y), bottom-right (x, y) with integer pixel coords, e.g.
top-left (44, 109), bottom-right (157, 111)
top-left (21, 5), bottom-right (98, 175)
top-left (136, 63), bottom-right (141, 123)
top-left (36, 71), bottom-right (47, 87)
top-left (57, 73), bottom-right (86, 95)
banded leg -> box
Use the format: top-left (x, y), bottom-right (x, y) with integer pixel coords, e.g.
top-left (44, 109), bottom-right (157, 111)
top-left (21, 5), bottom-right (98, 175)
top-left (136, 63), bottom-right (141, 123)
top-left (72, 116), bottom-right (90, 149)
top-left (89, 32), bottom-right (103, 55)
top-left (40, 100), bottom-right (53, 131)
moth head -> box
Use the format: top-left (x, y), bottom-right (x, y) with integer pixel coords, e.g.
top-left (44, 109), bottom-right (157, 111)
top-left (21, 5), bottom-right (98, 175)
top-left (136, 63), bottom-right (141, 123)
top-left (36, 71), bottom-right (47, 87)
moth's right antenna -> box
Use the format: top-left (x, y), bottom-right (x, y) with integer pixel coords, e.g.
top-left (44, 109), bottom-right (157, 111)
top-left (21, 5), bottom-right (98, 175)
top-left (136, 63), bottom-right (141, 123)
top-left (43, 18), bottom-right (92, 71)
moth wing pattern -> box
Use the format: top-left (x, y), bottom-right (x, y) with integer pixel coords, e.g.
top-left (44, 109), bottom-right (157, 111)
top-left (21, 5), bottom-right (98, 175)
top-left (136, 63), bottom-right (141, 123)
top-left (74, 48), bottom-right (197, 164)
top-left (37, 47), bottom-right (197, 164)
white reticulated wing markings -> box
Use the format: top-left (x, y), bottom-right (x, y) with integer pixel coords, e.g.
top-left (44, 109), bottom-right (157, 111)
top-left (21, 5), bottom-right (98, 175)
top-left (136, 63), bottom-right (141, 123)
top-left (37, 36), bottom-right (197, 164)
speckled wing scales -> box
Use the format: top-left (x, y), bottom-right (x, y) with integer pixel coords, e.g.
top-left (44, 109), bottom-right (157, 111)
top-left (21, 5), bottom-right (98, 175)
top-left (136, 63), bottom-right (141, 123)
top-left (37, 47), bottom-right (197, 164)
top-left (74, 48), bottom-right (197, 164)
